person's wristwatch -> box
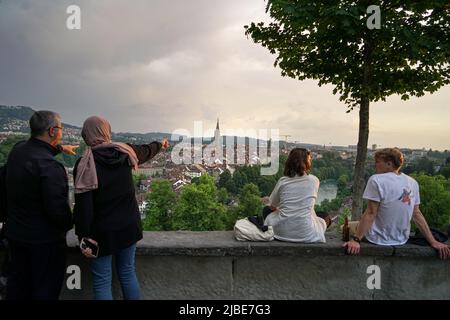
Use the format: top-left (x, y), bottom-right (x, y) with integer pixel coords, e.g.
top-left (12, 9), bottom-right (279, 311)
top-left (55, 144), bottom-right (64, 152)
top-left (352, 236), bottom-right (361, 243)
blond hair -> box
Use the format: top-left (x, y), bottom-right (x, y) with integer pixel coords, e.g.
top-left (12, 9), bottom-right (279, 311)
top-left (374, 148), bottom-right (404, 170)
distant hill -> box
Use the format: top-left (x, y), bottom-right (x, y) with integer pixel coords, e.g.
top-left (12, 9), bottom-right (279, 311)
top-left (113, 132), bottom-right (185, 144)
top-left (0, 105), bottom-right (292, 145)
top-left (0, 105), bottom-right (81, 133)
top-left (0, 105), bottom-right (35, 133)
top-left (0, 105), bottom-right (35, 121)
top-left (0, 105), bottom-right (180, 143)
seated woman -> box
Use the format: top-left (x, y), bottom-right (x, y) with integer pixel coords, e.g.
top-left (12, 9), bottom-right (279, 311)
top-left (263, 148), bottom-right (330, 243)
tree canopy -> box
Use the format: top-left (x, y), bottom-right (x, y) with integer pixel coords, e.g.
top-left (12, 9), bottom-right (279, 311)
top-left (245, 1), bottom-right (449, 109)
top-left (245, 1), bottom-right (450, 218)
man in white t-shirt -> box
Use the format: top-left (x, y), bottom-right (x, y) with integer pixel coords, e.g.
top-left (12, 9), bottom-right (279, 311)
top-left (343, 148), bottom-right (449, 260)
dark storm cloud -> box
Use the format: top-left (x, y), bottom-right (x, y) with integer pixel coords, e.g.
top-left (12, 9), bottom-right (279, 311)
top-left (0, 0), bottom-right (448, 149)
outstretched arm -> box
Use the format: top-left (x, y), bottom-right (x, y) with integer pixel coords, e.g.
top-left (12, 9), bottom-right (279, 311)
top-left (127, 139), bottom-right (169, 165)
top-left (60, 145), bottom-right (79, 155)
top-left (412, 205), bottom-right (450, 260)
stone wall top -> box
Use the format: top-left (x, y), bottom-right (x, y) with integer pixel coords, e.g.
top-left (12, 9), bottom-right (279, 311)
top-left (65, 229), bottom-right (448, 259)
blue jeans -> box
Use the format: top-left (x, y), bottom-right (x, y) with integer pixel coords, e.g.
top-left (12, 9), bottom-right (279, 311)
top-left (89, 243), bottom-right (140, 300)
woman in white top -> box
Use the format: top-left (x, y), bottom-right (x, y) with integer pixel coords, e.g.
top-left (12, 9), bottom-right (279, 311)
top-left (263, 148), bottom-right (330, 243)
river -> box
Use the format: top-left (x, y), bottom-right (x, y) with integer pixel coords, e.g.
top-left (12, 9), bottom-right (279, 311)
top-left (317, 180), bottom-right (338, 205)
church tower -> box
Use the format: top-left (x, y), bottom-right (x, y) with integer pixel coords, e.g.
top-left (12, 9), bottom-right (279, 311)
top-left (212, 118), bottom-right (223, 165)
top-left (214, 118), bottom-right (221, 148)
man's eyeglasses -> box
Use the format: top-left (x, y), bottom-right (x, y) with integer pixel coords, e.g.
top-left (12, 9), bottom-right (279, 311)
top-left (48, 126), bottom-right (63, 134)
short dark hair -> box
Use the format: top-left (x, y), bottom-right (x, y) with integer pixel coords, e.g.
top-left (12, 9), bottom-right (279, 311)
top-left (283, 148), bottom-right (312, 177)
top-left (29, 111), bottom-right (60, 137)
top-left (375, 148), bottom-right (404, 170)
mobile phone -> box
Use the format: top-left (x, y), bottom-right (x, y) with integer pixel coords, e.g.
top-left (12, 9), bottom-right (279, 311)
top-left (80, 238), bottom-right (99, 257)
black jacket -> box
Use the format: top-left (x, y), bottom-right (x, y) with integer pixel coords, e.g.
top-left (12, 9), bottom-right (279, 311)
top-left (73, 142), bottom-right (162, 256)
top-left (4, 138), bottom-right (73, 244)
top-left (0, 164), bottom-right (7, 224)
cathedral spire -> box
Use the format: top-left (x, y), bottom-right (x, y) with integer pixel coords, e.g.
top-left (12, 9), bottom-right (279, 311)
top-left (216, 118), bottom-right (220, 130)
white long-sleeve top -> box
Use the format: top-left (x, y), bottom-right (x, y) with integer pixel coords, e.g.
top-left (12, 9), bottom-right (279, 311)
top-left (264, 174), bottom-right (327, 243)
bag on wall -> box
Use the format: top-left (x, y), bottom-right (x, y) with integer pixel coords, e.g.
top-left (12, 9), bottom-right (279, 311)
top-left (234, 217), bottom-right (274, 242)
top-left (407, 228), bottom-right (448, 246)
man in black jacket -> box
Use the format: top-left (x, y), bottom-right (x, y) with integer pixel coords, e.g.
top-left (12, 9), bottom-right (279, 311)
top-left (4, 110), bottom-right (77, 300)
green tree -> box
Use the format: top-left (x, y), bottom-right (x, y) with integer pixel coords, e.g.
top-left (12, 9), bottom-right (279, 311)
top-left (191, 176), bottom-right (200, 185)
top-left (218, 169), bottom-right (232, 188)
top-left (245, 1), bottom-right (450, 220)
top-left (132, 173), bottom-right (147, 188)
top-left (438, 165), bottom-right (450, 179)
top-left (257, 175), bottom-right (277, 197)
top-left (337, 174), bottom-right (349, 191)
top-left (427, 150), bottom-right (450, 160)
top-left (237, 183), bottom-right (263, 218)
top-left (0, 135), bottom-right (27, 165)
top-left (411, 173), bottom-right (450, 231)
top-left (218, 169), bottom-right (236, 194)
top-left (414, 157), bottom-right (436, 175)
top-left (224, 206), bottom-right (240, 231)
top-left (143, 180), bottom-right (177, 231)
top-left (315, 197), bottom-right (343, 213)
top-left (275, 154), bottom-right (287, 180)
top-left (0, 135), bottom-right (86, 168)
top-left (232, 170), bottom-right (249, 193)
top-left (172, 174), bottom-right (228, 231)
top-left (217, 187), bottom-right (229, 205)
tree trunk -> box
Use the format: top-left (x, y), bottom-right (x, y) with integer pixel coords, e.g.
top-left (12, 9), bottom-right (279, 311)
top-left (351, 97), bottom-right (370, 220)
top-left (351, 35), bottom-right (373, 221)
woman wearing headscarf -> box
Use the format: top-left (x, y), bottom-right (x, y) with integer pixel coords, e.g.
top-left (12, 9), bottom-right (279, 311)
top-left (73, 116), bottom-right (168, 300)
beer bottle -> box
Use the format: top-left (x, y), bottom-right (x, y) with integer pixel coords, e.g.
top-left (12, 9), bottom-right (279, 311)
top-left (342, 216), bottom-right (350, 242)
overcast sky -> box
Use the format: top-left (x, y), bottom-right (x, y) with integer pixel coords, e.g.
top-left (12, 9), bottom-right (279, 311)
top-left (0, 0), bottom-right (449, 150)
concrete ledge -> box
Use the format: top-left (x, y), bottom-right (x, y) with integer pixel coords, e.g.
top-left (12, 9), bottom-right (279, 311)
top-left (2, 229), bottom-right (449, 300)
top-left (66, 229), bottom-right (446, 258)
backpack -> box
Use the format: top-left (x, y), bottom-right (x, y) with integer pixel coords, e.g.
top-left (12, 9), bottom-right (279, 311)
top-left (407, 227), bottom-right (448, 246)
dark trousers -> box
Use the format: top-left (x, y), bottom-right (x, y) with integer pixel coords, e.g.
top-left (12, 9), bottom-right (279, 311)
top-left (262, 206), bottom-right (276, 220)
top-left (6, 240), bottom-right (67, 300)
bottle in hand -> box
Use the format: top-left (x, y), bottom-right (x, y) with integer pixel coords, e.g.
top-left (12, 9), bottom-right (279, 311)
top-left (342, 217), bottom-right (350, 242)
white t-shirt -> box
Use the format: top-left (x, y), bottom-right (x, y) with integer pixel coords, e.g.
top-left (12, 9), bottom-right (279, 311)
top-left (264, 174), bottom-right (327, 243)
top-left (363, 172), bottom-right (420, 246)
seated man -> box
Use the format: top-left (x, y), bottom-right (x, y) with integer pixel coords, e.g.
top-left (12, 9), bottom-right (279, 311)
top-left (343, 148), bottom-right (450, 260)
